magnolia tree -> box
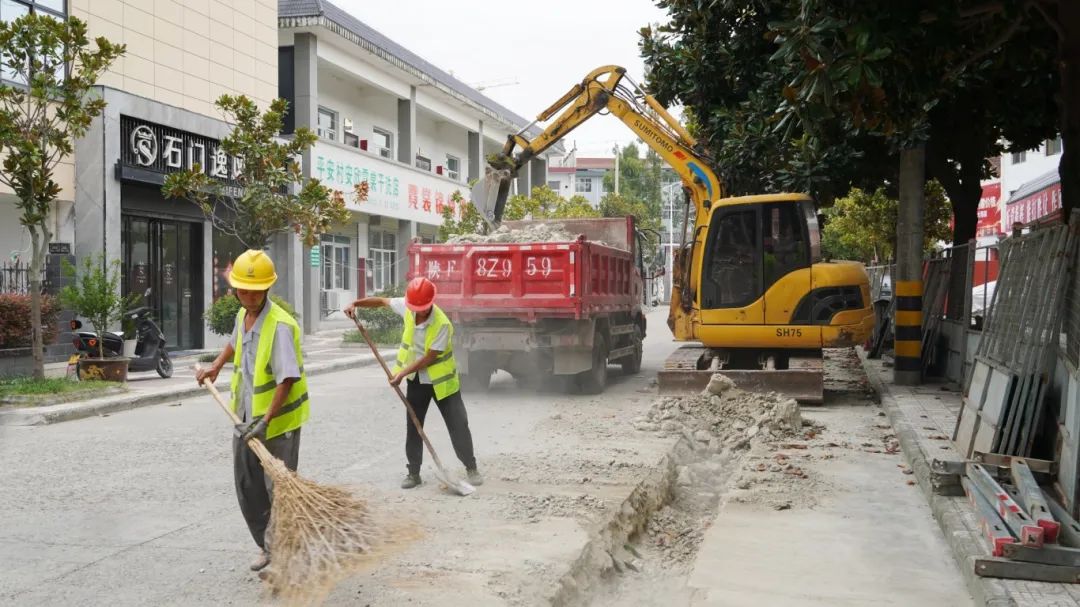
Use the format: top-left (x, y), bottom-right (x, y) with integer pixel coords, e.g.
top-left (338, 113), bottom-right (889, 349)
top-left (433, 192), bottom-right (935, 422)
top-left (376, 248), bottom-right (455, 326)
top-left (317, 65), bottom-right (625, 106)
top-left (163, 95), bottom-right (351, 249)
top-left (0, 14), bottom-right (124, 378)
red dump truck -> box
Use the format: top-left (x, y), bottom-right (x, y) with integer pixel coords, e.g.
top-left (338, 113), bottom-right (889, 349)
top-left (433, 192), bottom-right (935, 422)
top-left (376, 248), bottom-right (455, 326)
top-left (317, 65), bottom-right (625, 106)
top-left (407, 217), bottom-right (648, 393)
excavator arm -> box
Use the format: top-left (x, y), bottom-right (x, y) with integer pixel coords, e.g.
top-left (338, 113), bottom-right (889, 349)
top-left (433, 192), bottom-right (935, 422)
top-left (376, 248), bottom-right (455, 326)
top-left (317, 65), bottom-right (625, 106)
top-left (487, 65), bottom-right (723, 223)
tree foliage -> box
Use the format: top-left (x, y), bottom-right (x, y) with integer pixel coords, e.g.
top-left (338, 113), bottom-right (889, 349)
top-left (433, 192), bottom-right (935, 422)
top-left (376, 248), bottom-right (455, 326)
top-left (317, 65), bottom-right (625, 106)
top-left (163, 95), bottom-right (350, 249)
top-left (438, 190), bottom-right (485, 241)
top-left (822, 181), bottom-right (951, 263)
top-left (59, 255), bottom-right (139, 360)
top-left (0, 13), bottom-right (124, 377)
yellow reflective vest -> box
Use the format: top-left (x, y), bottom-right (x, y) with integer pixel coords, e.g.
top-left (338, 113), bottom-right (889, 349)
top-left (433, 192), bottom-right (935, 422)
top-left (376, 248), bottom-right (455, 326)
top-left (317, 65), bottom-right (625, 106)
top-left (393, 304), bottom-right (460, 400)
top-left (230, 301), bottom-right (310, 439)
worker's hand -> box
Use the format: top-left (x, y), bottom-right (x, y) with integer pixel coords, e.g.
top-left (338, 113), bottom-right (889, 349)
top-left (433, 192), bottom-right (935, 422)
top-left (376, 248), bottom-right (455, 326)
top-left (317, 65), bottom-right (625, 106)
top-left (344, 302), bottom-right (358, 319)
top-left (195, 363), bottom-right (220, 386)
top-left (389, 371), bottom-right (406, 387)
top-left (234, 418), bottom-right (268, 442)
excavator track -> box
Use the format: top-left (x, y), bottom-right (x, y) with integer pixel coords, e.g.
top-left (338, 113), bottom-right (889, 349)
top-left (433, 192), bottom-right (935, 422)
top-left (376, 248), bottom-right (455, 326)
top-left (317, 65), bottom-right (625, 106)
top-left (657, 345), bottom-right (824, 404)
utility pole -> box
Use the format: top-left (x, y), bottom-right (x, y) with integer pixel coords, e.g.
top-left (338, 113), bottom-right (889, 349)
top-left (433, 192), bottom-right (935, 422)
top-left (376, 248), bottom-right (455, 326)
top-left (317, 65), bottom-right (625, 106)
top-left (613, 144), bottom-right (620, 195)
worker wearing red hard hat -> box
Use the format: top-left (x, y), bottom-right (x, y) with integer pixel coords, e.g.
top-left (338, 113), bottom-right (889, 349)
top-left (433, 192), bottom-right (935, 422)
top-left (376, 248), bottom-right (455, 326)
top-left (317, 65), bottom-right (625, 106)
top-left (345, 276), bottom-right (481, 489)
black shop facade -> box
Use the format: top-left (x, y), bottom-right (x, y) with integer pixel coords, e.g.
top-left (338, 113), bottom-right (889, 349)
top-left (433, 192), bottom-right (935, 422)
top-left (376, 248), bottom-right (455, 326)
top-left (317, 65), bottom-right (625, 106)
top-left (75, 88), bottom-right (248, 351)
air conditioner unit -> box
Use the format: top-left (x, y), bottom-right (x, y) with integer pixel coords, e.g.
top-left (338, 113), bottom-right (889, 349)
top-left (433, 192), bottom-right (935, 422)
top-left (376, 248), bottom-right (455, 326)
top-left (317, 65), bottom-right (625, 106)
top-left (448, 170), bottom-right (460, 181)
top-left (378, 147), bottom-right (392, 159)
top-left (325, 290), bottom-right (341, 312)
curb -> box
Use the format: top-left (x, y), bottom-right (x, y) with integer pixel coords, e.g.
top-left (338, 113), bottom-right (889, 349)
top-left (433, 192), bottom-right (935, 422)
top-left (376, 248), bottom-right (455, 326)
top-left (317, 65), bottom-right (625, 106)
top-left (547, 435), bottom-right (691, 607)
top-left (0, 352), bottom-right (389, 427)
top-left (858, 350), bottom-right (1016, 607)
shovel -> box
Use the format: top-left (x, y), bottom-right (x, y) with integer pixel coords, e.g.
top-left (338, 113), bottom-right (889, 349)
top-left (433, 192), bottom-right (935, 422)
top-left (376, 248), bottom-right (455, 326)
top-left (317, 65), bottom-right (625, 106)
top-left (350, 315), bottom-right (475, 497)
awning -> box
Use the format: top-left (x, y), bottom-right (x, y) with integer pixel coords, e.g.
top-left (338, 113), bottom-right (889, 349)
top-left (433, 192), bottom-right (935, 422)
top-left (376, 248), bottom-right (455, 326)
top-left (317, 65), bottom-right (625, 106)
top-left (1005, 168), bottom-right (1062, 228)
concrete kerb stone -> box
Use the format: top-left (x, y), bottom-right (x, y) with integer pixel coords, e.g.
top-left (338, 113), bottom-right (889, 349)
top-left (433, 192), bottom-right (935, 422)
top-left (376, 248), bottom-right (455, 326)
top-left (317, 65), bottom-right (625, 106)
top-left (858, 350), bottom-right (1016, 607)
top-left (547, 435), bottom-right (692, 607)
top-left (0, 352), bottom-right (388, 427)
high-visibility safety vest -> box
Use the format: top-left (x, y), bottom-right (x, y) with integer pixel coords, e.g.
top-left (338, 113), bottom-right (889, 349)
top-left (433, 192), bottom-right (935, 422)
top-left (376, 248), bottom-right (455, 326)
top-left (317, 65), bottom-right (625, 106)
top-left (230, 301), bottom-right (310, 440)
top-left (393, 304), bottom-right (460, 400)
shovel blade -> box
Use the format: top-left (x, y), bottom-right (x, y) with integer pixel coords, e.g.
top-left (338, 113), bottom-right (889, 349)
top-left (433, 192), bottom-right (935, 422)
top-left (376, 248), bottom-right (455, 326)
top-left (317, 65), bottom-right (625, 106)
top-left (432, 466), bottom-right (475, 496)
top-left (470, 168), bottom-right (513, 227)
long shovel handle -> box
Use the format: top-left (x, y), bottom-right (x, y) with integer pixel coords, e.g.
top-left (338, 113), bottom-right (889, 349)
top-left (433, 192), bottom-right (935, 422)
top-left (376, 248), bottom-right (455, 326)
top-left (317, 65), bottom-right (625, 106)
top-left (350, 315), bottom-right (450, 472)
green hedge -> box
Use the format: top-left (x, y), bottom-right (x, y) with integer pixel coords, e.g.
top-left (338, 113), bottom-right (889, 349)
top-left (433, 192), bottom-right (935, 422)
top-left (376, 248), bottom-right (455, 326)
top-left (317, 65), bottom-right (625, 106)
top-left (204, 294), bottom-right (299, 336)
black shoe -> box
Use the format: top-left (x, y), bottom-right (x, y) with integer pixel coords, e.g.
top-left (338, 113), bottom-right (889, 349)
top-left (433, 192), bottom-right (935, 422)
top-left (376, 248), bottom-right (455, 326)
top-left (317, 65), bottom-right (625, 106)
top-left (401, 473), bottom-right (421, 489)
top-left (466, 468), bottom-right (484, 486)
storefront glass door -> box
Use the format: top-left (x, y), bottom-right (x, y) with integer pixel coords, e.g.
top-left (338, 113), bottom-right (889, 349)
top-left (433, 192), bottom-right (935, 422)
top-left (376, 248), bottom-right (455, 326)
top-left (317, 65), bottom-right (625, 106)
top-left (122, 215), bottom-right (203, 350)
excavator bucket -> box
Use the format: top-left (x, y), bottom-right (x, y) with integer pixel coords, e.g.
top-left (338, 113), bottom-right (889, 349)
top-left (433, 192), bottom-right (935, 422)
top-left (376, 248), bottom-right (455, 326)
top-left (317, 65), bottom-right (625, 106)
top-left (657, 346), bottom-right (825, 404)
top-left (470, 167), bottom-right (514, 227)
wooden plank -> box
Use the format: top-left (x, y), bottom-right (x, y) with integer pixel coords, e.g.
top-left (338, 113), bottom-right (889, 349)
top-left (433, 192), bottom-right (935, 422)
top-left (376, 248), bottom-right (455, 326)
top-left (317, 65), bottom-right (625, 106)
top-left (1011, 458), bottom-right (1060, 542)
top-left (1003, 543), bottom-right (1080, 567)
top-left (975, 557), bottom-right (1080, 583)
top-left (967, 463), bottom-right (1044, 547)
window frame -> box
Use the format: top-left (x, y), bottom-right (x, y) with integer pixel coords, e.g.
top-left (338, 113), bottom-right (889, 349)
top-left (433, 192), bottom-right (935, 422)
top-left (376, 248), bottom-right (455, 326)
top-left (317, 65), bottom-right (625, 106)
top-left (1046, 136), bottom-right (1062, 156)
top-left (373, 126), bottom-right (393, 159)
top-left (576, 177), bottom-right (592, 193)
top-left (317, 106), bottom-right (337, 142)
top-left (701, 206), bottom-right (762, 310)
top-left (445, 154), bottom-right (461, 180)
top-left (1011, 151), bottom-right (1027, 164)
top-left (1, 0), bottom-right (68, 86)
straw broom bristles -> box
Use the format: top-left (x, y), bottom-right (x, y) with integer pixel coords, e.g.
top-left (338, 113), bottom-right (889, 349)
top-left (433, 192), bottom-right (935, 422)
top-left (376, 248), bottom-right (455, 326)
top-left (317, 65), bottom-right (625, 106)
top-left (247, 439), bottom-right (381, 605)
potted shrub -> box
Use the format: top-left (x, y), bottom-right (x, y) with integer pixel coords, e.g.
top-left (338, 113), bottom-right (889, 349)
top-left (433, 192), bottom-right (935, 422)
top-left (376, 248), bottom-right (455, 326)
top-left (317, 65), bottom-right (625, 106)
top-left (60, 254), bottom-right (138, 382)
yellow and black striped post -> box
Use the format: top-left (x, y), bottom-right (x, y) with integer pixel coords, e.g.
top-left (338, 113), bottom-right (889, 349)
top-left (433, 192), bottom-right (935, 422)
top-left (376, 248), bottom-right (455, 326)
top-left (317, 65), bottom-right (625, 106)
top-left (894, 280), bottom-right (922, 384)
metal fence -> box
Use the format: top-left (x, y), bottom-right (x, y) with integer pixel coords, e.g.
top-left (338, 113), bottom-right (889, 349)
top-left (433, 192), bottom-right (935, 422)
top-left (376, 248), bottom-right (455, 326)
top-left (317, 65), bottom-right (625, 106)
top-left (0, 260), bottom-right (46, 295)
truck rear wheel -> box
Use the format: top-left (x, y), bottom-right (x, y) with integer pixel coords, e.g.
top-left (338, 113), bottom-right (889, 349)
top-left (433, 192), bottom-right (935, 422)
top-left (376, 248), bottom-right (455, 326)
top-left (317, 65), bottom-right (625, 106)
top-left (576, 332), bottom-right (608, 394)
top-left (620, 325), bottom-right (643, 375)
top-left (462, 358), bottom-right (493, 391)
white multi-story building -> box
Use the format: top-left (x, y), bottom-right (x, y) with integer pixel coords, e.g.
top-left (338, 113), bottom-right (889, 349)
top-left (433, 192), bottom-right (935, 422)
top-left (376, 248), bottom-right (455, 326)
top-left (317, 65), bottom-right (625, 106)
top-left (1000, 136), bottom-right (1063, 231)
top-left (278, 0), bottom-right (561, 332)
top-left (545, 153), bottom-right (613, 207)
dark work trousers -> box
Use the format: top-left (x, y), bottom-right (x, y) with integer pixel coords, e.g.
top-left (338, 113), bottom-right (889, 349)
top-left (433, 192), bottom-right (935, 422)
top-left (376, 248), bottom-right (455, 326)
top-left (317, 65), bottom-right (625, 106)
top-left (405, 379), bottom-right (477, 476)
top-left (233, 428), bottom-right (301, 551)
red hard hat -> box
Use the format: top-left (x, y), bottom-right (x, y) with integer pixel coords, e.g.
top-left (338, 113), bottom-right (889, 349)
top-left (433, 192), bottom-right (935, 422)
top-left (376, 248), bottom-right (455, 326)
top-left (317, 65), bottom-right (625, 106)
top-left (405, 276), bottom-right (436, 312)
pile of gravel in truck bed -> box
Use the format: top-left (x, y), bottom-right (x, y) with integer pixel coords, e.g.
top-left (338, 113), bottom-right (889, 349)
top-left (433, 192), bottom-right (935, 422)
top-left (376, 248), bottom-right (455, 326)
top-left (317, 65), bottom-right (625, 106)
top-left (446, 223), bottom-right (584, 244)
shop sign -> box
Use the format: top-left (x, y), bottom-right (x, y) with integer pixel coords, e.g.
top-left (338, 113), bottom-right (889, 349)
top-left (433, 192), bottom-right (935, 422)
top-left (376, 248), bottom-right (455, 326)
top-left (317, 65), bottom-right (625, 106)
top-left (1006, 181), bottom-right (1062, 227)
top-left (977, 182), bottom-right (1001, 237)
top-left (119, 116), bottom-right (242, 193)
top-left (312, 142), bottom-right (467, 226)
top-left (48, 242), bottom-right (71, 254)
top-left (309, 246), bottom-right (320, 267)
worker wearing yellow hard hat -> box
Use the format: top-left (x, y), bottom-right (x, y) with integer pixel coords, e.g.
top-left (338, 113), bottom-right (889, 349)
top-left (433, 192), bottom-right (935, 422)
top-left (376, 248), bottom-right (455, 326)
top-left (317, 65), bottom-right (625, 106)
top-left (195, 249), bottom-right (310, 574)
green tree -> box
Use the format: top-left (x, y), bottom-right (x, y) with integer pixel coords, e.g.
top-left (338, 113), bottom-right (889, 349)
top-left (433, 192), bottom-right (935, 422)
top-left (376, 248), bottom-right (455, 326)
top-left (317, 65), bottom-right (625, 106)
top-left (163, 95), bottom-right (349, 249)
top-left (600, 192), bottom-right (663, 265)
top-left (59, 255), bottom-right (138, 360)
top-left (603, 143), bottom-right (664, 215)
top-left (438, 187), bottom-right (601, 239)
top-left (821, 181), bottom-right (952, 263)
top-left (438, 190), bottom-right (485, 240)
top-left (0, 14), bottom-right (124, 378)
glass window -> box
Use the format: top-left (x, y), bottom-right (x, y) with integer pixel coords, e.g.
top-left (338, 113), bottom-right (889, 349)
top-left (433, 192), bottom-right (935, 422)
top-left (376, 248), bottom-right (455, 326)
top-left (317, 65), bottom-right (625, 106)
top-left (1011, 151), bottom-right (1027, 164)
top-left (319, 234), bottom-right (351, 291)
top-left (576, 178), bottom-right (592, 192)
top-left (764, 203), bottom-right (810, 289)
top-left (416, 155), bottom-right (432, 171)
top-left (317, 107), bottom-right (337, 141)
top-left (446, 155), bottom-right (460, 180)
top-left (702, 209), bottom-right (760, 308)
top-left (373, 127), bottom-right (393, 159)
top-left (1046, 136), bottom-right (1062, 156)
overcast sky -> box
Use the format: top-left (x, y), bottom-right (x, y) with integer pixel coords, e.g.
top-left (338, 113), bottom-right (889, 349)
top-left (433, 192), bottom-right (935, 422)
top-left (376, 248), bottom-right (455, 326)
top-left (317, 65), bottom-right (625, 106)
top-left (333, 0), bottom-right (670, 158)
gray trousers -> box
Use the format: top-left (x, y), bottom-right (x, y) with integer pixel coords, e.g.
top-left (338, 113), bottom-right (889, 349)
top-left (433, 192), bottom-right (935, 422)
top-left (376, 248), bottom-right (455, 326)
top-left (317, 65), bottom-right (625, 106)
top-left (233, 428), bottom-right (301, 551)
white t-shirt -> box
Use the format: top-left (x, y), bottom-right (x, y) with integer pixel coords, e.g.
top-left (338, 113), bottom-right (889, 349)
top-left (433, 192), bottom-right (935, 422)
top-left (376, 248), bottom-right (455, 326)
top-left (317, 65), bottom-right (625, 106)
top-left (389, 298), bottom-right (450, 384)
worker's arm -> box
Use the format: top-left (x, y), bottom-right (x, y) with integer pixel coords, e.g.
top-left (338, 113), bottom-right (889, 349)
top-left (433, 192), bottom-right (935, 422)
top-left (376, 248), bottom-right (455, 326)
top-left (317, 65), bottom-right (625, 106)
top-left (390, 350), bottom-right (440, 387)
top-left (343, 297), bottom-right (391, 318)
top-left (195, 340), bottom-right (234, 385)
top-left (264, 377), bottom-right (299, 422)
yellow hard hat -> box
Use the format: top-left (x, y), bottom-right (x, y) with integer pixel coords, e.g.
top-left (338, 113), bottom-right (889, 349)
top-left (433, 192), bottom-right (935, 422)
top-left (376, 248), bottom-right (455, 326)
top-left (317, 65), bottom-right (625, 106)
top-left (229, 250), bottom-right (277, 290)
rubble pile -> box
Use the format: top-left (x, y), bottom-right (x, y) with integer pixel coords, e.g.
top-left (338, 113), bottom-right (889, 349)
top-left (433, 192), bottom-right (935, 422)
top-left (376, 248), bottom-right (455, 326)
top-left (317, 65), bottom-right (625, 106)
top-left (631, 374), bottom-right (803, 453)
top-left (446, 223), bottom-right (582, 244)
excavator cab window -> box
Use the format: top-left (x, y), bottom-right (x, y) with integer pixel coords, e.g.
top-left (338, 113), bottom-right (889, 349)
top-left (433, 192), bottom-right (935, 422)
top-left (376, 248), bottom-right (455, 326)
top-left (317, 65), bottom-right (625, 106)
top-left (763, 203), bottom-right (811, 289)
top-left (701, 207), bottom-right (761, 309)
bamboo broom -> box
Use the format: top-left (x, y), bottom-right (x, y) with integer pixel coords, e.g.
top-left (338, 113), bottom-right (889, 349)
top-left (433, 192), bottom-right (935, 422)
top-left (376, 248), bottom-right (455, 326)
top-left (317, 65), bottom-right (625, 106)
top-left (198, 371), bottom-right (379, 605)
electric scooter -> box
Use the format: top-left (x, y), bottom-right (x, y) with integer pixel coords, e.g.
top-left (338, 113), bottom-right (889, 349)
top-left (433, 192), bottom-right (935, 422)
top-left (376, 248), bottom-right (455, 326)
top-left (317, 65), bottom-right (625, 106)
top-left (71, 301), bottom-right (173, 379)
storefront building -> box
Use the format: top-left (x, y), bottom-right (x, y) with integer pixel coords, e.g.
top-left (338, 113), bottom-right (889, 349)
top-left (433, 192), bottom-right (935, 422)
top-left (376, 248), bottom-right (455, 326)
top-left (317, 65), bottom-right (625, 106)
top-left (278, 0), bottom-right (563, 333)
top-left (71, 0), bottom-right (279, 349)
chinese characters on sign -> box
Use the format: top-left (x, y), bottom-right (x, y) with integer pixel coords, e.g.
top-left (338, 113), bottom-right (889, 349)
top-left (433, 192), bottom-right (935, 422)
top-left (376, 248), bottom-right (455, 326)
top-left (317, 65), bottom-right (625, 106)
top-left (1006, 182), bottom-right (1062, 228)
top-left (313, 142), bottom-right (463, 226)
top-left (977, 182), bottom-right (1001, 238)
top-left (121, 116), bottom-right (243, 188)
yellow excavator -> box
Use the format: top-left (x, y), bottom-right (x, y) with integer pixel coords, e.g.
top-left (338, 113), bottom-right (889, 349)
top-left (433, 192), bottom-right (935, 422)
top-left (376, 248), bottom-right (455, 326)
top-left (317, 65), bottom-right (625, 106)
top-left (477, 66), bottom-right (875, 402)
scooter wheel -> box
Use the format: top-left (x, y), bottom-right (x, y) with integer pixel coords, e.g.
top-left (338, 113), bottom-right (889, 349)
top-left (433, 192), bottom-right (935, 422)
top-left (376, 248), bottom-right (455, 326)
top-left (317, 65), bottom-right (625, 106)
top-left (156, 351), bottom-right (173, 378)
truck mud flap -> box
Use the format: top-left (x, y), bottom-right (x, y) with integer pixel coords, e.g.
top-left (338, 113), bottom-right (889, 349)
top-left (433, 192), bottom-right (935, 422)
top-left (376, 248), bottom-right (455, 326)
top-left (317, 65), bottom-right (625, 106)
top-left (657, 348), bottom-right (824, 404)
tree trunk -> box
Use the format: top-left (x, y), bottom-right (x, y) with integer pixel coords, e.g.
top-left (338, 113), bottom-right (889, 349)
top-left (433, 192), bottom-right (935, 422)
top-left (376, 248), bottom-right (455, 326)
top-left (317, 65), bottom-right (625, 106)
top-left (895, 145), bottom-right (927, 386)
top-left (28, 228), bottom-right (45, 379)
top-left (1058, 1), bottom-right (1080, 220)
top-left (933, 149), bottom-right (982, 321)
